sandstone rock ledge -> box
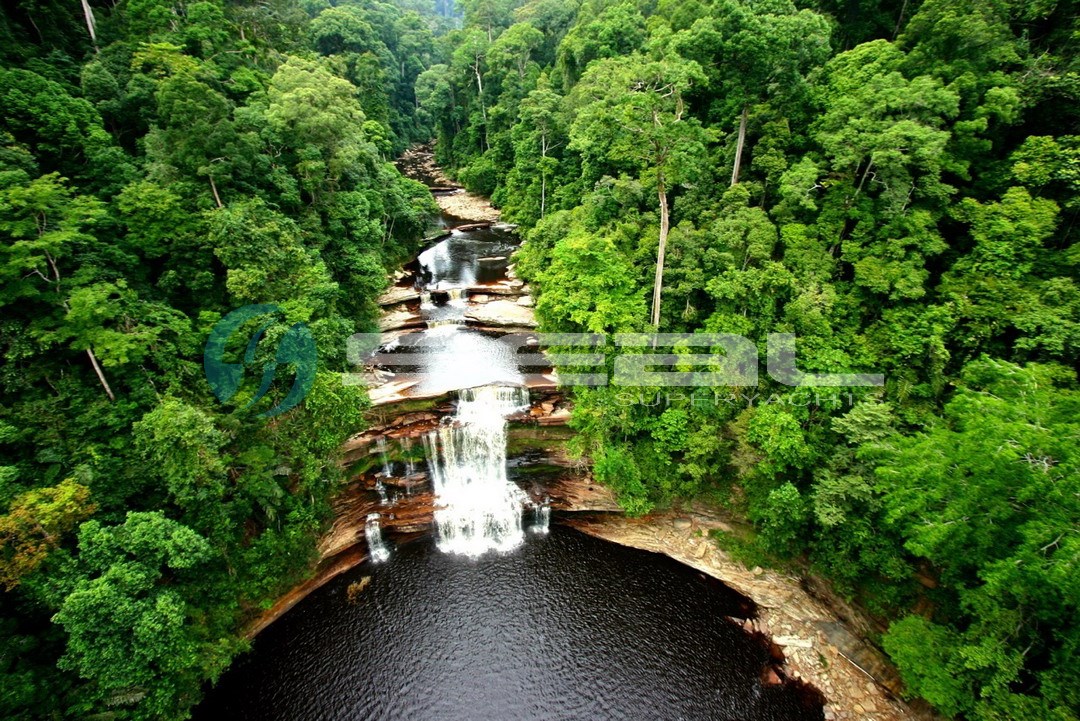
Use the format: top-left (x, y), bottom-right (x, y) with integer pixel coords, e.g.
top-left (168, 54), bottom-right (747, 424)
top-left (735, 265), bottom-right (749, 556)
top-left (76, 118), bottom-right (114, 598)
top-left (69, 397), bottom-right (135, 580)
top-left (563, 511), bottom-right (936, 721)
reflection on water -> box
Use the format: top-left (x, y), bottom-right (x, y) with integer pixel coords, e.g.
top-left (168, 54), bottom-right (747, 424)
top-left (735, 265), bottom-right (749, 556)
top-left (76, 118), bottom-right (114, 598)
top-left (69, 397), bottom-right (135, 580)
top-left (195, 528), bottom-right (823, 721)
top-left (417, 226), bottom-right (518, 289)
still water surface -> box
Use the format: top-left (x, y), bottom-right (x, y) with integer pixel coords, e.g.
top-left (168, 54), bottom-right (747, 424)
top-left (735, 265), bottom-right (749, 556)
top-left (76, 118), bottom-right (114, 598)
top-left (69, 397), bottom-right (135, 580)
top-left (196, 527), bottom-right (823, 721)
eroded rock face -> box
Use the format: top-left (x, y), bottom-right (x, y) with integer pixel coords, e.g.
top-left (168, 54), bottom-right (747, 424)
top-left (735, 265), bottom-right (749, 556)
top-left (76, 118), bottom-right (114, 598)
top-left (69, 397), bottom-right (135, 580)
top-left (378, 307), bottom-right (424, 332)
top-left (378, 286), bottom-right (421, 307)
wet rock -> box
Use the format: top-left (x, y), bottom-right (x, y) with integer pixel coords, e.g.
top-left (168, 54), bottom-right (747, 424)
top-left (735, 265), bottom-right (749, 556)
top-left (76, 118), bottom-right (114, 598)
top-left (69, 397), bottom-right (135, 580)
top-left (536, 408), bottom-right (572, 426)
top-left (775, 636), bottom-right (814, 649)
top-left (453, 222), bottom-right (493, 232)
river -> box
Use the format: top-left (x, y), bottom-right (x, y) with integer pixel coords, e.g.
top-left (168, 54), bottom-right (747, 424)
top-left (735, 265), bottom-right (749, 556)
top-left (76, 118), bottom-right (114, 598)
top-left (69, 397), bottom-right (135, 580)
top-left (193, 148), bottom-right (825, 720)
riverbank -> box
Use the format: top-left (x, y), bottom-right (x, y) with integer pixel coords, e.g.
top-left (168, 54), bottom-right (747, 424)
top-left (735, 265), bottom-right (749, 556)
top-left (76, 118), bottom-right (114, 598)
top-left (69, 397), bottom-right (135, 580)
top-left (564, 510), bottom-right (933, 721)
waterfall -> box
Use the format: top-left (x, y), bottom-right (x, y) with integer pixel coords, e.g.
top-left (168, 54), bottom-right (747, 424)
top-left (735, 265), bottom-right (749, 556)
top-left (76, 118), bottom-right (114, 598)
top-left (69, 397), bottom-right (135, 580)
top-left (374, 437), bottom-right (391, 505)
top-left (402, 436), bottom-right (416, 476)
top-left (365, 513), bottom-right (391, 563)
top-left (530, 504), bottom-right (551, 535)
top-left (375, 437), bottom-right (392, 476)
top-left (425, 384), bottom-right (530, 557)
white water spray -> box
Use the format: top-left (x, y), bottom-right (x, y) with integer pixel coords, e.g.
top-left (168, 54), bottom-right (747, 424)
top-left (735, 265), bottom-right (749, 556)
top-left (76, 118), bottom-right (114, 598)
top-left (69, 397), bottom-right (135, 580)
top-left (374, 437), bottom-right (391, 505)
top-left (365, 513), bottom-right (391, 563)
top-left (530, 504), bottom-right (551, 535)
top-left (426, 385), bottom-right (530, 557)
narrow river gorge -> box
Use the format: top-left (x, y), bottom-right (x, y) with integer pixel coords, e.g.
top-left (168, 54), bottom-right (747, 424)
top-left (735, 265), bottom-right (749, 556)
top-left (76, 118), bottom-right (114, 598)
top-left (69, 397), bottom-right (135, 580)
top-left (195, 148), bottom-right (923, 721)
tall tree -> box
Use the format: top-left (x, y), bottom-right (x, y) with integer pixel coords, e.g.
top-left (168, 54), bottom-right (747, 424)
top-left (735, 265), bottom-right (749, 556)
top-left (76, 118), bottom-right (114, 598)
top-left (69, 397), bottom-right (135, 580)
top-left (569, 54), bottom-right (707, 327)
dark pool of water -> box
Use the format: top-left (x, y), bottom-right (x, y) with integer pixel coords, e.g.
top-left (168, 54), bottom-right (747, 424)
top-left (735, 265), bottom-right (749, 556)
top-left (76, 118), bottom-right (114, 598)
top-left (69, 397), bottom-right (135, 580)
top-left (196, 527), bottom-right (822, 721)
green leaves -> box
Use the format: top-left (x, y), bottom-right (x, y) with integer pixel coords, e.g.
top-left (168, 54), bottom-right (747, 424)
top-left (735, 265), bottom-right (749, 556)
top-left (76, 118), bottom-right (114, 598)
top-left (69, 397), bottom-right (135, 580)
top-left (425, 3), bottom-right (1080, 718)
top-left (883, 616), bottom-right (973, 717)
top-left (871, 359), bottom-right (1080, 716)
top-left (0, 172), bottom-right (104, 306)
top-left (535, 225), bottom-right (646, 333)
top-left (568, 52), bottom-right (706, 185)
top-left (952, 187), bottom-right (1058, 279)
top-left (53, 513), bottom-right (236, 719)
top-left (0, 479), bottom-right (95, 590)
top-left (0, 4), bottom-right (438, 717)
top-left (208, 198), bottom-right (337, 311)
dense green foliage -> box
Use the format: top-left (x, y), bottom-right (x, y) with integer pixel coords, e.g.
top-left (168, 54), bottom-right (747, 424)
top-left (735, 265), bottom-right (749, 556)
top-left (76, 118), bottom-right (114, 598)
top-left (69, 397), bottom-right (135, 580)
top-left (424, 0), bottom-right (1080, 718)
top-left (0, 1), bottom-right (441, 718)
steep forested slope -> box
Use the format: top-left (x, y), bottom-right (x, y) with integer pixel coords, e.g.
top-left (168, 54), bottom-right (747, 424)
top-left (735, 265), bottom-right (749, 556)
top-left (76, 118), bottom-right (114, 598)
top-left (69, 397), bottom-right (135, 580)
top-left (420, 1), bottom-right (1080, 719)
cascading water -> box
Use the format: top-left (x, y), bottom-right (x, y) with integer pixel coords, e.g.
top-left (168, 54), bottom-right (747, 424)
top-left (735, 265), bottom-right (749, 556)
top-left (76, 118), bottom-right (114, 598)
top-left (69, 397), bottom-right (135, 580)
top-left (375, 437), bottom-right (391, 476)
top-left (425, 384), bottom-right (531, 557)
top-left (530, 504), bottom-right (551, 535)
top-left (402, 436), bottom-right (416, 476)
top-left (365, 513), bottom-right (391, 563)
top-left (373, 437), bottom-right (391, 505)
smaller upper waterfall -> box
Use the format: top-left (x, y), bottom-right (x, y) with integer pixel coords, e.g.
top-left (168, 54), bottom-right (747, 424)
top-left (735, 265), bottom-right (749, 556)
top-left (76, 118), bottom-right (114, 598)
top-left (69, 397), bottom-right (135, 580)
top-left (402, 436), bottom-right (417, 476)
top-left (374, 437), bottom-right (391, 504)
top-left (365, 513), bottom-right (391, 563)
top-left (376, 437), bottom-right (392, 476)
top-left (425, 385), bottom-right (530, 557)
top-left (530, 504), bottom-right (551, 535)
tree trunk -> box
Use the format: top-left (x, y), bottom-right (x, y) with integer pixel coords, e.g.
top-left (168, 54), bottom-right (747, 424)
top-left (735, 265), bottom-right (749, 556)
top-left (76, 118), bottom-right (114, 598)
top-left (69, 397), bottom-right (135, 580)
top-left (474, 63), bottom-right (488, 151)
top-left (893, 0), bottom-right (910, 38)
top-left (730, 105), bottom-right (748, 187)
top-left (209, 175), bottom-right (223, 208)
top-left (86, 348), bottom-right (116, 402)
top-left (540, 174), bottom-right (546, 218)
top-left (540, 134), bottom-right (548, 218)
top-left (80, 0), bottom-right (97, 47)
top-left (651, 175), bottom-right (670, 328)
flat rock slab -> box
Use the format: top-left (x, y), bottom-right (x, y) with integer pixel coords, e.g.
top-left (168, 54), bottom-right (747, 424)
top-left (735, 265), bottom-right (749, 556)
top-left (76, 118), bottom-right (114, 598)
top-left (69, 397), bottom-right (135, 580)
top-left (378, 308), bottom-right (424, 332)
top-left (378, 286), bottom-right (421, 306)
top-left (466, 281), bottom-right (529, 297)
top-left (464, 299), bottom-right (537, 327)
top-left (453, 222), bottom-right (493, 232)
top-left (437, 190), bottom-right (501, 223)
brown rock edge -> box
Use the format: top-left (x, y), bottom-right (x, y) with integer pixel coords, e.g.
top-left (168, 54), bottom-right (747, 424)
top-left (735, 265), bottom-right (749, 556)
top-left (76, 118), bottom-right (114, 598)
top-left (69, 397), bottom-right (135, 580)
top-left (243, 546), bottom-right (367, 640)
top-left (563, 511), bottom-right (939, 721)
